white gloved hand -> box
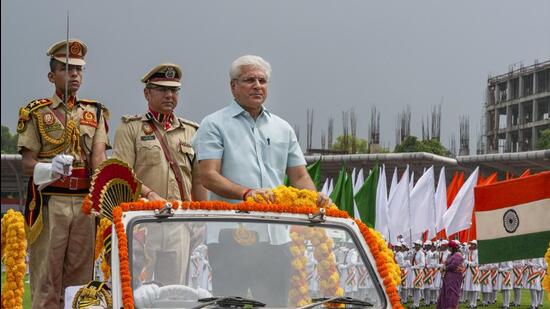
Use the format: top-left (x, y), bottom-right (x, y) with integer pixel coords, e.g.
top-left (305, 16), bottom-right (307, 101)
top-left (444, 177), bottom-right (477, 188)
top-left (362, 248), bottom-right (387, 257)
top-left (33, 162), bottom-right (61, 191)
top-left (134, 284), bottom-right (160, 308)
top-left (51, 154), bottom-right (74, 176)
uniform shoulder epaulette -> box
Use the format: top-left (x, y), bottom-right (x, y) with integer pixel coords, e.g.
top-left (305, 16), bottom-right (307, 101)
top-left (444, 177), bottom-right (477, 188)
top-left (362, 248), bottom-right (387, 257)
top-left (17, 99), bottom-right (52, 133)
top-left (22, 98), bottom-right (53, 114)
top-left (78, 99), bottom-right (99, 105)
top-left (79, 99), bottom-right (109, 111)
top-left (179, 118), bottom-right (199, 129)
top-left (79, 99), bottom-right (110, 121)
top-left (121, 114), bottom-right (143, 123)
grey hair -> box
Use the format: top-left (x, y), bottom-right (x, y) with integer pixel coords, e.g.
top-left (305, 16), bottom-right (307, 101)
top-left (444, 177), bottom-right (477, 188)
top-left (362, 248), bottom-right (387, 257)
top-left (229, 55), bottom-right (271, 81)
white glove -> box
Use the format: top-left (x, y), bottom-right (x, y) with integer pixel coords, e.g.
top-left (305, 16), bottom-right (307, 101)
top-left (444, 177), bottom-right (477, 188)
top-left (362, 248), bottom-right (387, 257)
top-left (51, 154), bottom-right (74, 176)
top-left (134, 284), bottom-right (160, 308)
top-left (33, 162), bottom-right (61, 191)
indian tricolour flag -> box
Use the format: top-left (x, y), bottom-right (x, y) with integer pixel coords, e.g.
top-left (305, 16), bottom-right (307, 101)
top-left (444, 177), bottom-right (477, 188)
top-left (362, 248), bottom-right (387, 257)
top-left (474, 171), bottom-right (550, 264)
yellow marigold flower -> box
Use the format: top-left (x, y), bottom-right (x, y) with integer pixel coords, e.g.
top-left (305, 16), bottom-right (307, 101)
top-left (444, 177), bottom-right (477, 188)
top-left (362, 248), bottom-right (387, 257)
top-left (318, 243), bottom-right (329, 253)
top-left (1, 210), bottom-right (27, 309)
top-left (289, 244), bottom-right (301, 253)
top-left (330, 272), bottom-right (339, 284)
top-left (298, 299), bottom-right (310, 307)
top-left (292, 259), bottom-right (304, 270)
top-left (288, 289), bottom-right (299, 299)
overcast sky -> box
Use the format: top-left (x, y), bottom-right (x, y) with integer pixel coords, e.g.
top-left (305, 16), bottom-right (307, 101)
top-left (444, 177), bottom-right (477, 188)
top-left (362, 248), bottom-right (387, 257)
top-left (2, 0), bottom-right (549, 154)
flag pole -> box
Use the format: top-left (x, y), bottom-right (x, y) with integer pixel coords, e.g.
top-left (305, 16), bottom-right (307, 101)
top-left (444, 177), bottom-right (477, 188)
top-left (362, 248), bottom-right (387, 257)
top-left (407, 165), bottom-right (412, 244)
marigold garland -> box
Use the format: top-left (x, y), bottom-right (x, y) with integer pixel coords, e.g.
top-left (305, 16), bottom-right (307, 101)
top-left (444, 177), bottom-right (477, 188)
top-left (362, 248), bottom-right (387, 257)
top-left (304, 227), bottom-right (344, 307)
top-left (113, 206), bottom-right (134, 309)
top-left (111, 186), bottom-right (402, 308)
top-left (1, 210), bottom-right (27, 309)
top-left (247, 185), bottom-right (340, 210)
top-left (543, 241), bottom-right (550, 300)
top-left (355, 220), bottom-right (403, 308)
top-left (289, 226), bottom-right (311, 307)
top-left (94, 218), bottom-right (112, 280)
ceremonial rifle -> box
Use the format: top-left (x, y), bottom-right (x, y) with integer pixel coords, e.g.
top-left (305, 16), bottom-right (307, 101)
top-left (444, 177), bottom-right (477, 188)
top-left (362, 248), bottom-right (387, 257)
top-left (62, 11), bottom-right (71, 176)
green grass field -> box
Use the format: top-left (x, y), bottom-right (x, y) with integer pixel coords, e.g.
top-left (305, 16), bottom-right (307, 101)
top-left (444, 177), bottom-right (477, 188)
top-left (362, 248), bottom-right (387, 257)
top-left (401, 289), bottom-right (549, 308)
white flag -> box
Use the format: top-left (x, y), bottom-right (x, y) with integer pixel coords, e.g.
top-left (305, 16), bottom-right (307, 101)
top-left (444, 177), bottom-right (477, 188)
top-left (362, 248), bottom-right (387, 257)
top-left (352, 169), bottom-right (364, 219)
top-left (388, 167), bottom-right (398, 201)
top-left (327, 178), bottom-right (334, 196)
top-left (410, 166), bottom-right (435, 241)
top-left (321, 178), bottom-right (330, 195)
top-left (434, 167), bottom-right (447, 235)
top-left (409, 171), bottom-right (415, 192)
top-left (388, 165), bottom-right (410, 244)
top-left (442, 167), bottom-right (479, 236)
top-left (354, 168), bottom-right (364, 192)
top-left (375, 165), bottom-right (389, 239)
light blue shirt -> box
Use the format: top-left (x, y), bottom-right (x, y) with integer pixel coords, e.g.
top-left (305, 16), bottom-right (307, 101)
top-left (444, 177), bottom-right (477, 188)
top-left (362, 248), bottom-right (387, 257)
top-left (192, 100), bottom-right (306, 203)
top-left (193, 101), bottom-right (306, 244)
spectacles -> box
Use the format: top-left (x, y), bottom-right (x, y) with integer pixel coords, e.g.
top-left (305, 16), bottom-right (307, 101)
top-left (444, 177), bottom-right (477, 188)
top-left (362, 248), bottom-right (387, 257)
top-left (147, 86), bottom-right (181, 94)
top-left (236, 76), bottom-right (268, 85)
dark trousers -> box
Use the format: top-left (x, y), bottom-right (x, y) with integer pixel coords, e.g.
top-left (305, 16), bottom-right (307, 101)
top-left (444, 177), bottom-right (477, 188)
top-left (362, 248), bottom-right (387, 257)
top-left (208, 229), bottom-right (291, 306)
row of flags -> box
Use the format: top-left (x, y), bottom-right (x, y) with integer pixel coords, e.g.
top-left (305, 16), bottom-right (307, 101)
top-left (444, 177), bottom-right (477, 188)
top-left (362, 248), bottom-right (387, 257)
top-left (305, 159), bottom-right (549, 263)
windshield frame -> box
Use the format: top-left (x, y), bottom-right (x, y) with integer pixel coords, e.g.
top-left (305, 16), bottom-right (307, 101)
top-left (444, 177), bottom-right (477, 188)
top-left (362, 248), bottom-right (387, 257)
top-left (125, 211), bottom-right (388, 308)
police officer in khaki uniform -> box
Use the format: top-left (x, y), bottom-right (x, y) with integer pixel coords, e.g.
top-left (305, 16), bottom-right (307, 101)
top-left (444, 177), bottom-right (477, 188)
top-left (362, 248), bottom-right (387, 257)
top-left (17, 39), bottom-right (109, 309)
top-left (112, 63), bottom-right (206, 285)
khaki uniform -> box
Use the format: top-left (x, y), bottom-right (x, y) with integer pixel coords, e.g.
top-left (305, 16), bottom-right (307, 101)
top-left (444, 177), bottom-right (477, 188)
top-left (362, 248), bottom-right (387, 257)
top-left (17, 93), bottom-right (110, 309)
top-left (112, 113), bottom-right (197, 201)
top-left (112, 112), bottom-right (198, 285)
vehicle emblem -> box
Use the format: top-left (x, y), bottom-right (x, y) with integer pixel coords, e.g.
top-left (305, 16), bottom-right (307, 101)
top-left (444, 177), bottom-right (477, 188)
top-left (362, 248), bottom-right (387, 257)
top-left (233, 224), bottom-right (257, 246)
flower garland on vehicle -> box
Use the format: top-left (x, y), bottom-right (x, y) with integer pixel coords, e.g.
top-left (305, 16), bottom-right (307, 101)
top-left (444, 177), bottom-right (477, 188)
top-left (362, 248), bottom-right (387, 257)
top-left (287, 225), bottom-right (344, 307)
top-left (288, 226), bottom-right (311, 307)
top-left (94, 218), bottom-right (112, 280)
top-left (1, 209), bottom-right (27, 309)
top-left (112, 188), bottom-right (402, 308)
top-left (305, 227), bottom-right (343, 302)
top-left (355, 220), bottom-right (402, 307)
top-left (543, 242), bottom-right (550, 300)
top-left (113, 206), bottom-right (134, 309)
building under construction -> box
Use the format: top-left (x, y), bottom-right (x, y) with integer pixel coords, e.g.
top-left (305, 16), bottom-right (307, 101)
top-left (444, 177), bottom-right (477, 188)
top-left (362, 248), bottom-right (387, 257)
top-left (484, 59), bottom-right (550, 153)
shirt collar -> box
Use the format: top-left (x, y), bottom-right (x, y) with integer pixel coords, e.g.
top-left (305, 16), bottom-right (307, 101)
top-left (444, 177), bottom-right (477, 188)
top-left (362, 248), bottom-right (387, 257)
top-left (51, 92), bottom-right (78, 109)
top-left (228, 100), bottom-right (271, 119)
top-left (145, 109), bottom-right (181, 130)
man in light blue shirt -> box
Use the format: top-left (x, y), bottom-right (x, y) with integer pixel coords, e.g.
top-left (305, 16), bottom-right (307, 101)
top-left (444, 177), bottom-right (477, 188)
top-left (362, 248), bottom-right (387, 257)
top-left (193, 55), bottom-right (327, 204)
top-left (192, 55), bottom-right (329, 305)
top-left (192, 100), bottom-right (305, 203)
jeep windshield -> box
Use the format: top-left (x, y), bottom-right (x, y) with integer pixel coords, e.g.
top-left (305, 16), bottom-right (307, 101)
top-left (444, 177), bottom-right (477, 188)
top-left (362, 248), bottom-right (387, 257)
top-left (129, 217), bottom-right (386, 308)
